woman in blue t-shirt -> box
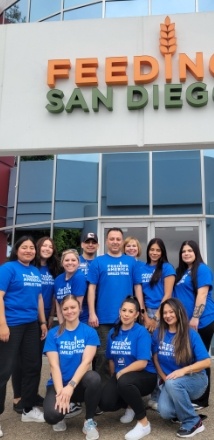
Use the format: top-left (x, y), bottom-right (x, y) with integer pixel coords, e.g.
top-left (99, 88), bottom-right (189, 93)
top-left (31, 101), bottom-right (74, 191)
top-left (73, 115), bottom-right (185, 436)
top-left (0, 236), bottom-right (47, 436)
top-left (99, 296), bottom-right (157, 440)
top-left (43, 294), bottom-right (101, 437)
top-left (54, 249), bottom-right (87, 324)
top-left (153, 298), bottom-right (210, 438)
top-left (135, 238), bottom-right (176, 333)
top-left (12, 236), bottom-right (61, 414)
top-left (174, 240), bottom-right (214, 409)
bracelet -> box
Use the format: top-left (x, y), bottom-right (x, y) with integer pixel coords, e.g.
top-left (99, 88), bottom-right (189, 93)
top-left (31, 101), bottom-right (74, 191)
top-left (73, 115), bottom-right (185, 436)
top-left (40, 321), bottom-right (47, 325)
top-left (152, 315), bottom-right (159, 323)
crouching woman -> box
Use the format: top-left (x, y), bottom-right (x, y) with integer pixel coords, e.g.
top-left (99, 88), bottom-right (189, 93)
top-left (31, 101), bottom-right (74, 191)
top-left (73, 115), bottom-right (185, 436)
top-left (43, 294), bottom-right (101, 439)
top-left (153, 298), bottom-right (211, 438)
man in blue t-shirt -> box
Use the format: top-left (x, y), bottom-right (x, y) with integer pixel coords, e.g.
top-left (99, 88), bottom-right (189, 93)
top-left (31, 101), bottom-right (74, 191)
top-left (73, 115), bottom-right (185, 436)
top-left (87, 227), bottom-right (141, 380)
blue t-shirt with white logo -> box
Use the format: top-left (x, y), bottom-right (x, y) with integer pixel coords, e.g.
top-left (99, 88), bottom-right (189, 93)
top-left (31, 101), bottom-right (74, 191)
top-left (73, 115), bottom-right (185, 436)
top-left (44, 321), bottom-right (100, 386)
top-left (54, 270), bottom-right (87, 304)
top-left (0, 260), bottom-right (42, 326)
top-left (152, 327), bottom-right (210, 375)
top-left (87, 253), bottom-right (139, 324)
top-left (39, 265), bottom-right (54, 319)
top-left (173, 263), bottom-right (214, 328)
top-left (135, 262), bottom-right (176, 309)
top-left (106, 322), bottom-right (156, 373)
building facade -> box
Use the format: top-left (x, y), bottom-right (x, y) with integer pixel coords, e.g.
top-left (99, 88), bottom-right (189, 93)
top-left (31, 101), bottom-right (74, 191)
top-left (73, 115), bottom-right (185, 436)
top-left (0, 0), bottom-right (214, 308)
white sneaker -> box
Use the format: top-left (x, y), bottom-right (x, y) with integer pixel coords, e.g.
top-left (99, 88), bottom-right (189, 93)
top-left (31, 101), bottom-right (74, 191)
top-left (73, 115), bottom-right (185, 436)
top-left (0, 425), bottom-right (3, 438)
top-left (53, 420), bottom-right (67, 431)
top-left (147, 399), bottom-right (158, 411)
top-left (21, 407), bottom-right (45, 423)
top-left (82, 419), bottom-right (99, 440)
top-left (125, 422), bottom-right (151, 440)
top-left (120, 408), bottom-right (135, 424)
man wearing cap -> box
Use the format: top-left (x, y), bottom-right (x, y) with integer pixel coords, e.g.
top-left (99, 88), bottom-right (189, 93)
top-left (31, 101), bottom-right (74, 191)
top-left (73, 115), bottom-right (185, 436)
top-left (79, 233), bottom-right (99, 277)
top-left (87, 227), bottom-right (141, 381)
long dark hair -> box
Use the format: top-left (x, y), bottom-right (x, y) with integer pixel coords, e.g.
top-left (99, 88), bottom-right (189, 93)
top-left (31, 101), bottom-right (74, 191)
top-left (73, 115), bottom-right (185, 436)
top-left (175, 240), bottom-right (204, 295)
top-left (36, 236), bottom-right (60, 278)
top-left (111, 295), bottom-right (141, 340)
top-left (158, 298), bottom-right (192, 365)
top-left (9, 235), bottom-right (37, 264)
top-left (147, 238), bottom-right (168, 286)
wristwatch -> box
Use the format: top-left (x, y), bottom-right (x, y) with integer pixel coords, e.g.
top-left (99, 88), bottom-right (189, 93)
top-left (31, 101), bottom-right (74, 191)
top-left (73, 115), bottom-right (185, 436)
top-left (141, 308), bottom-right (145, 314)
top-left (152, 315), bottom-right (159, 322)
top-left (68, 379), bottom-right (77, 388)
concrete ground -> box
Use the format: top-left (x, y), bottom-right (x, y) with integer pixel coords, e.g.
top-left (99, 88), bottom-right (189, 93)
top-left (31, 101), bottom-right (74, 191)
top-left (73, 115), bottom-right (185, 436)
top-left (1, 358), bottom-right (213, 440)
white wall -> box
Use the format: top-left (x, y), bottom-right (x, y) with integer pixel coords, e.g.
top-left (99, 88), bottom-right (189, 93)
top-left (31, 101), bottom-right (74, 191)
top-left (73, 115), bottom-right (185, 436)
top-left (0, 13), bottom-right (214, 155)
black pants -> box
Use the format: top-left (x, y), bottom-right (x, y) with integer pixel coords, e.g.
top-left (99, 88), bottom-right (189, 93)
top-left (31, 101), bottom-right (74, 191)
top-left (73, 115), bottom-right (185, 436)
top-left (12, 323), bottom-right (44, 399)
top-left (43, 370), bottom-right (102, 425)
top-left (192, 320), bottom-right (214, 407)
top-left (93, 324), bottom-right (112, 382)
top-left (99, 371), bottom-right (157, 420)
top-left (0, 321), bottom-right (41, 414)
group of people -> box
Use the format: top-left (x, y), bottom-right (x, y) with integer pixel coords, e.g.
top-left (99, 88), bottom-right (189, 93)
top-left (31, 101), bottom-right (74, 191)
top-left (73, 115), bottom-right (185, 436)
top-left (0, 228), bottom-right (213, 440)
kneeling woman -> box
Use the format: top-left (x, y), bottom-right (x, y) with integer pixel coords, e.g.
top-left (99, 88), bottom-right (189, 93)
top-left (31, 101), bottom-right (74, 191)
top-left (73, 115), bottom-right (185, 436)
top-left (99, 296), bottom-right (157, 440)
top-left (43, 294), bottom-right (101, 439)
top-left (153, 298), bottom-right (210, 438)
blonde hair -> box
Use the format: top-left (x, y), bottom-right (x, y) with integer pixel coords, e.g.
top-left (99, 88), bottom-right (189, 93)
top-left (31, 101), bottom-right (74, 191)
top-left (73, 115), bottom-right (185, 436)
top-left (61, 249), bottom-right (79, 265)
top-left (123, 236), bottom-right (142, 257)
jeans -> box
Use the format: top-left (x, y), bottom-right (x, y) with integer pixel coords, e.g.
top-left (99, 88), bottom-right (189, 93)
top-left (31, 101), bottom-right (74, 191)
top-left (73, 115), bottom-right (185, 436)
top-left (158, 371), bottom-right (208, 430)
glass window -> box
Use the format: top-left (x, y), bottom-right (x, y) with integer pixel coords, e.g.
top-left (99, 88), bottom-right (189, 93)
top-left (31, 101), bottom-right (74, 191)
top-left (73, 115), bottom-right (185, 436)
top-left (14, 225), bottom-right (51, 244)
top-left (41, 13), bottom-right (61, 22)
top-left (54, 156), bottom-right (98, 220)
top-left (204, 149), bottom-right (214, 216)
top-left (101, 152), bottom-right (149, 216)
top-left (64, 0), bottom-right (97, 7)
top-left (151, 0), bottom-right (195, 15)
top-left (105, 0), bottom-right (148, 18)
top-left (153, 151), bottom-right (202, 215)
top-left (16, 159), bottom-right (54, 224)
top-left (5, 0), bottom-right (28, 23)
top-left (198, 0), bottom-right (214, 12)
top-left (63, 3), bottom-right (102, 19)
top-left (53, 220), bottom-right (98, 255)
top-left (30, 0), bottom-right (61, 22)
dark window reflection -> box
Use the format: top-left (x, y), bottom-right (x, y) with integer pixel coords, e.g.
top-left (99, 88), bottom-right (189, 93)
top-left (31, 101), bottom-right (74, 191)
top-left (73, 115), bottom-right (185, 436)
top-left (5, 0), bottom-right (28, 24)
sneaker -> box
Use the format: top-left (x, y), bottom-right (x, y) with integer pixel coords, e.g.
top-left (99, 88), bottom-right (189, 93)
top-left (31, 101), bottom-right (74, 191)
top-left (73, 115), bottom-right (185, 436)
top-left (125, 422), bottom-right (151, 440)
top-left (53, 420), bottom-right (67, 432)
top-left (95, 407), bottom-right (103, 416)
top-left (64, 402), bottom-right (82, 419)
top-left (0, 425), bottom-right (3, 438)
top-left (147, 399), bottom-right (158, 411)
top-left (191, 403), bottom-right (204, 411)
top-left (120, 408), bottom-right (135, 424)
top-left (82, 419), bottom-right (99, 440)
top-left (21, 407), bottom-right (45, 423)
top-left (13, 400), bottom-right (23, 414)
top-left (176, 419), bottom-right (204, 438)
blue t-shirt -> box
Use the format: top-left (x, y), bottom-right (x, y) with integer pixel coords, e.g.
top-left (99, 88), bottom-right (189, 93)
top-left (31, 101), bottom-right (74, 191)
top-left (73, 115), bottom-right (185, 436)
top-left (39, 265), bottom-right (54, 319)
top-left (87, 253), bottom-right (139, 324)
top-left (152, 328), bottom-right (210, 376)
top-left (54, 270), bottom-right (87, 304)
top-left (0, 261), bottom-right (42, 326)
top-left (135, 262), bottom-right (176, 309)
top-left (106, 322), bottom-right (156, 373)
top-left (44, 321), bottom-right (100, 386)
top-left (173, 263), bottom-right (214, 328)
top-left (79, 255), bottom-right (93, 277)
top-left (78, 255), bottom-right (93, 324)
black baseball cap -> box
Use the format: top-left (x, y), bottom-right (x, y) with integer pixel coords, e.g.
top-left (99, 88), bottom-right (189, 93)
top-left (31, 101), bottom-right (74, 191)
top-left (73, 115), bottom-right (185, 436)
top-left (82, 232), bottom-right (98, 243)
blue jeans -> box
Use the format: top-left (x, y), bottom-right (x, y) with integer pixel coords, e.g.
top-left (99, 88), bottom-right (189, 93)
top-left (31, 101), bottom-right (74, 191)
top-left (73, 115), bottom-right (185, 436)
top-left (158, 371), bottom-right (208, 430)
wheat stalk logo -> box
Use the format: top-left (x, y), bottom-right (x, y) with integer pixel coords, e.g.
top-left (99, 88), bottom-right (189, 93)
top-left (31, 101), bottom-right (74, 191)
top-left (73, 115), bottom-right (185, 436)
top-left (159, 16), bottom-right (177, 82)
